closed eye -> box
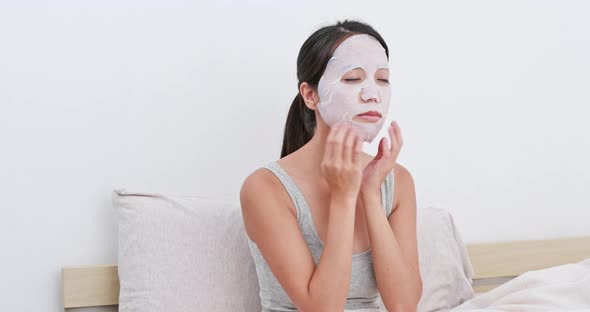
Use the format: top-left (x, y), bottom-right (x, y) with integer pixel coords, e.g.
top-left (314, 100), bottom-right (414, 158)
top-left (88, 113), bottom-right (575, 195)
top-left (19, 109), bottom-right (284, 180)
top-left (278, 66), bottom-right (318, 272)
top-left (344, 78), bottom-right (361, 82)
top-left (378, 79), bottom-right (389, 83)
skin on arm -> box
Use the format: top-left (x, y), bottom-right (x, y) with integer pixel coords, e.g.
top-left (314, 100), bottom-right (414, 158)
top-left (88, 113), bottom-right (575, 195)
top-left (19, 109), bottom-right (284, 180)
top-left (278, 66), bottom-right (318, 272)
top-left (241, 122), bottom-right (364, 311)
top-left (240, 170), bottom-right (358, 311)
top-left (361, 163), bottom-right (421, 312)
top-left (357, 121), bottom-right (421, 311)
top-left (391, 164), bottom-right (422, 303)
top-left (389, 164), bottom-right (421, 282)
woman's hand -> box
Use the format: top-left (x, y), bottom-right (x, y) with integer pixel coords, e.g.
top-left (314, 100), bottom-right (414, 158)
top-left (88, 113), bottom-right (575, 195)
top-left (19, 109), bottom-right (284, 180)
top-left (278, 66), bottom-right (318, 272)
top-left (320, 121), bottom-right (364, 200)
top-left (360, 121), bottom-right (403, 197)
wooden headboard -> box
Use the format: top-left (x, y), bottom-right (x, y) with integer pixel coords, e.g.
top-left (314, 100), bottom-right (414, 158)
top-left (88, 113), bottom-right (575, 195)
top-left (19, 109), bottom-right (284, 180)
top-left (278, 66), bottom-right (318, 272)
top-left (62, 236), bottom-right (590, 309)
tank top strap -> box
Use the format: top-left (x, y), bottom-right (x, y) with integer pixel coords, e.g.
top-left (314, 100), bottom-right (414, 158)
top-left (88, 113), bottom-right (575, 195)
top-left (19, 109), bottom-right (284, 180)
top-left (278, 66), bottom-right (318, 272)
top-left (264, 161), bottom-right (394, 220)
top-left (261, 161), bottom-right (302, 221)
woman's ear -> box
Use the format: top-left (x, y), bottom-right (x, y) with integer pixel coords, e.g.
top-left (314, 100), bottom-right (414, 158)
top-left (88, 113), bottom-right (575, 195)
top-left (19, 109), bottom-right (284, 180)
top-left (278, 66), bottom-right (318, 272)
top-left (299, 82), bottom-right (319, 110)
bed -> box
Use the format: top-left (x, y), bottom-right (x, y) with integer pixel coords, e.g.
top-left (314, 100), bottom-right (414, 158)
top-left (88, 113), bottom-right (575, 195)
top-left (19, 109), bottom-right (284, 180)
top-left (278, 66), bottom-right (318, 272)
top-left (62, 235), bottom-right (590, 310)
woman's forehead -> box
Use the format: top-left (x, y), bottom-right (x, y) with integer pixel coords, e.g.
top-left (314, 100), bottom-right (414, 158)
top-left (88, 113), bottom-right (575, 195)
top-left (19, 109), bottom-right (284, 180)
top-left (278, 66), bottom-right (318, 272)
top-left (318, 34), bottom-right (390, 87)
top-left (331, 34), bottom-right (388, 63)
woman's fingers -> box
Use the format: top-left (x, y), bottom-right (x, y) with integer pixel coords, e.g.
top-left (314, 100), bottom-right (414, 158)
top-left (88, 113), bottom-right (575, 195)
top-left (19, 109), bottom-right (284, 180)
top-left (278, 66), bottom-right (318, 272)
top-left (327, 122), bottom-right (363, 167)
top-left (342, 125), bottom-right (356, 165)
top-left (325, 122), bottom-right (342, 163)
top-left (374, 136), bottom-right (385, 160)
top-left (328, 121), bottom-right (402, 166)
top-left (346, 125), bottom-right (363, 166)
top-left (330, 122), bottom-right (349, 163)
top-left (387, 123), bottom-right (395, 157)
top-left (352, 134), bottom-right (363, 165)
top-left (394, 121), bottom-right (403, 148)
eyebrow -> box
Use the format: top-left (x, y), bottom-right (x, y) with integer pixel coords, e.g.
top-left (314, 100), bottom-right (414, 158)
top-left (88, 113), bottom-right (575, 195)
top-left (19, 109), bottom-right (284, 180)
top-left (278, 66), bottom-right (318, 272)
top-left (339, 64), bottom-right (365, 74)
top-left (341, 64), bottom-right (389, 74)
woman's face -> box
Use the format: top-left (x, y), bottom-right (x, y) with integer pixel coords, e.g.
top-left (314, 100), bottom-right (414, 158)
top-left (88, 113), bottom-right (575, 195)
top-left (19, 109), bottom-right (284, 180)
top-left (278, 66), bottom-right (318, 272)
top-left (317, 34), bottom-right (391, 142)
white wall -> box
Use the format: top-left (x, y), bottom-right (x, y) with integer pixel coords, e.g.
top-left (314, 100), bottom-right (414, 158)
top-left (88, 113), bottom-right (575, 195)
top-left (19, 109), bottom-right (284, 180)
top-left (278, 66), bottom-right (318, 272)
top-left (1, 0), bottom-right (589, 311)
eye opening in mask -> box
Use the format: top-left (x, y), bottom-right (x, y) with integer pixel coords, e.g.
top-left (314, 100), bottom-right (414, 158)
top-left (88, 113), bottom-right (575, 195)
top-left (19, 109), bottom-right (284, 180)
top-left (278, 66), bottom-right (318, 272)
top-left (375, 68), bottom-right (390, 84)
top-left (341, 67), bottom-right (366, 84)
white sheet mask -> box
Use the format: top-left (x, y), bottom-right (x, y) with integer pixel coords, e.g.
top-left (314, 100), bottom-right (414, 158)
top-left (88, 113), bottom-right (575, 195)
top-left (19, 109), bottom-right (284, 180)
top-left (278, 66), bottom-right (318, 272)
top-left (317, 34), bottom-right (391, 143)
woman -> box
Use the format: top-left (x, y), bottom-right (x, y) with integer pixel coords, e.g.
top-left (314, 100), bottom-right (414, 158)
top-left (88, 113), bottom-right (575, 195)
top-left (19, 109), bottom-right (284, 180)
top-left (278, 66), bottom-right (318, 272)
top-left (240, 20), bottom-right (422, 312)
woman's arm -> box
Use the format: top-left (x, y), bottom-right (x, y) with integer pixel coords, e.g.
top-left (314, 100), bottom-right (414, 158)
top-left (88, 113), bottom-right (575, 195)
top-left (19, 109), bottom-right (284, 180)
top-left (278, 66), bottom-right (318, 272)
top-left (241, 174), bottom-right (357, 312)
top-left (241, 122), bottom-right (364, 311)
top-left (361, 164), bottom-right (422, 312)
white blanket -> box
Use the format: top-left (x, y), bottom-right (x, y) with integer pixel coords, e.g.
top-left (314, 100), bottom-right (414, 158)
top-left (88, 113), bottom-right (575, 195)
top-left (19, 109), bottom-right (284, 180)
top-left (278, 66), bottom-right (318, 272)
top-left (452, 258), bottom-right (590, 312)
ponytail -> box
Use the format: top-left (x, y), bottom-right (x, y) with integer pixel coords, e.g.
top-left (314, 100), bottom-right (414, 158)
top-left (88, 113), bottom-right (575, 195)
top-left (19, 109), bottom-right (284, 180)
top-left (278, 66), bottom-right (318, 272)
top-left (280, 93), bottom-right (316, 158)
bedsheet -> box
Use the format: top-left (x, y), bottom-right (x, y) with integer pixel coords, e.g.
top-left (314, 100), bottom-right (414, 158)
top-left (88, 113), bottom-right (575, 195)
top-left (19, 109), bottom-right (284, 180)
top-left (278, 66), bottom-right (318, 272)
top-left (452, 258), bottom-right (590, 312)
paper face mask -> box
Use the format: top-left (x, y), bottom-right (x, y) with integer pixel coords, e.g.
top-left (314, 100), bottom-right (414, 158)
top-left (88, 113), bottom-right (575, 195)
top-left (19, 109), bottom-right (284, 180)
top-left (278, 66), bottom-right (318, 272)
top-left (317, 34), bottom-right (391, 142)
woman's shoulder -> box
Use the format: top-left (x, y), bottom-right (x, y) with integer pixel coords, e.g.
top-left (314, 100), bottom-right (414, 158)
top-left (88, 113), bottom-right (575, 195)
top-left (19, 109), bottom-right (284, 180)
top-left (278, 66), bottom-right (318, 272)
top-left (239, 159), bottom-right (294, 212)
top-left (240, 162), bottom-right (298, 240)
top-left (392, 162), bottom-right (414, 186)
top-left (240, 163), bottom-right (280, 195)
top-left (391, 162), bottom-right (415, 213)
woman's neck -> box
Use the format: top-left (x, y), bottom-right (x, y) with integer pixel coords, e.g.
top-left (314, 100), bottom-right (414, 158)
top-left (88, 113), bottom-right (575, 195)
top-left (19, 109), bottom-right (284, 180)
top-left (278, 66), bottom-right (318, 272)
top-left (285, 128), bottom-right (374, 178)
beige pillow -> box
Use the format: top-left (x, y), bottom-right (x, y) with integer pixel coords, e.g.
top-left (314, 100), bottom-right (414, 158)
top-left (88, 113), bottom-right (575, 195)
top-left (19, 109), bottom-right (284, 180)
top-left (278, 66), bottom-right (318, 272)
top-left (114, 189), bottom-right (472, 311)
top-left (113, 189), bottom-right (261, 312)
top-left (416, 206), bottom-right (474, 312)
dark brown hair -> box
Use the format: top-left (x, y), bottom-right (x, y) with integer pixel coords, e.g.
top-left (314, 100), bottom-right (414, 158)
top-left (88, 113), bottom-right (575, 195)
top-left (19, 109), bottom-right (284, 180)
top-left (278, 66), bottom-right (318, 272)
top-left (280, 20), bottom-right (389, 158)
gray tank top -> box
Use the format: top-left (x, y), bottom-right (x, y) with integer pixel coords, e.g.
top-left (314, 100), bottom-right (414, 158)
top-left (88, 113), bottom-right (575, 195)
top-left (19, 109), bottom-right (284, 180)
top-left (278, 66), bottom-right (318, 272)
top-left (246, 161), bottom-right (395, 311)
